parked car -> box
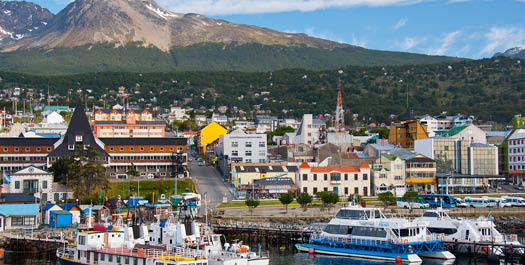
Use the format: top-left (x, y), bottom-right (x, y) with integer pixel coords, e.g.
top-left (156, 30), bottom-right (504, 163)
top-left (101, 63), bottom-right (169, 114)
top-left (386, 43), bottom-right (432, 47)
top-left (453, 198), bottom-right (468, 208)
top-left (464, 197), bottom-right (491, 208)
top-left (396, 198), bottom-right (429, 209)
top-left (502, 196), bottom-right (525, 207)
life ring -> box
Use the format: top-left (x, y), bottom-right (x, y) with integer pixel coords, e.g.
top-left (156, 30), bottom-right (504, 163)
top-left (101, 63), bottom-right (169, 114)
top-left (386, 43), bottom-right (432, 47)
top-left (404, 239), bottom-right (408, 244)
top-left (441, 235), bottom-right (445, 240)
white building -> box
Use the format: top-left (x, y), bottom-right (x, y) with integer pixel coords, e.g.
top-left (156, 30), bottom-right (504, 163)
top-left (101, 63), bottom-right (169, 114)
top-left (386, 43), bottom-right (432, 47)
top-left (296, 161), bottom-right (372, 197)
top-left (419, 115), bottom-right (439, 137)
top-left (216, 129), bottom-right (267, 163)
top-left (9, 166), bottom-right (54, 203)
top-left (295, 114), bottom-right (326, 145)
top-left (168, 107), bottom-right (189, 121)
top-left (509, 129), bottom-right (525, 172)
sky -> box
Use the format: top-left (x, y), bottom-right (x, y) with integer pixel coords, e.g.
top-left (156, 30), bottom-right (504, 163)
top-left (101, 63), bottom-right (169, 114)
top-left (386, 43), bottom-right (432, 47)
top-left (16, 0), bottom-right (525, 59)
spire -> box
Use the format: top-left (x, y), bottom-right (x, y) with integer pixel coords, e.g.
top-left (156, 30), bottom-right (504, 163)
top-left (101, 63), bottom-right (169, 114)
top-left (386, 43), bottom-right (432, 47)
top-left (335, 79), bottom-right (345, 132)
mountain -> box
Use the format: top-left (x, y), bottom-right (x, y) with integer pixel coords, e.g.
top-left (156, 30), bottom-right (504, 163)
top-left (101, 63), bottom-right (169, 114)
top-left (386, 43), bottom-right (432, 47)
top-left (0, 1), bottom-right (53, 45)
top-left (494, 47), bottom-right (525, 59)
top-left (0, 0), bottom-right (463, 74)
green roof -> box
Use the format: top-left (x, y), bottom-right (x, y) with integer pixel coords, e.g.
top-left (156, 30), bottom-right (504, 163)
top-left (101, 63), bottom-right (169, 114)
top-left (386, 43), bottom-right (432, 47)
top-left (383, 154), bottom-right (398, 161)
top-left (435, 126), bottom-right (468, 137)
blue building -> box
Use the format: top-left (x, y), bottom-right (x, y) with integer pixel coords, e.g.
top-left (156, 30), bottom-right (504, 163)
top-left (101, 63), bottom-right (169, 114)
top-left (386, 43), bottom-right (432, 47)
top-left (49, 210), bottom-right (72, 228)
top-left (0, 203), bottom-right (40, 231)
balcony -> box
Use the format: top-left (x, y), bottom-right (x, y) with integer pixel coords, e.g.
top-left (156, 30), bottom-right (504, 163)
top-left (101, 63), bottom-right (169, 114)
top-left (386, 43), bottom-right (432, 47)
top-left (330, 178), bottom-right (341, 185)
top-left (23, 188), bottom-right (38, 194)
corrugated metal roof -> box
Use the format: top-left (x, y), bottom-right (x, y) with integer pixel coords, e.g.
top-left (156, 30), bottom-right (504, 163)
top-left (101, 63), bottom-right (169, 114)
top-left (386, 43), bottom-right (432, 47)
top-left (0, 203), bottom-right (40, 216)
top-left (100, 138), bottom-right (187, 146)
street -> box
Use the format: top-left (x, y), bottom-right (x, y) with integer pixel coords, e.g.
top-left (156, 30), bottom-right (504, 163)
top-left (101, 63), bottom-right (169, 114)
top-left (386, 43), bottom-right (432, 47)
top-left (189, 160), bottom-right (232, 211)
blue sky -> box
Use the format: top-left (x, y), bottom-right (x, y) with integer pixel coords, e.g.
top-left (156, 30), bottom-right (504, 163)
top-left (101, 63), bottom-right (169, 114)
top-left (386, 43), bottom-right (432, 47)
top-left (18, 0), bottom-right (525, 59)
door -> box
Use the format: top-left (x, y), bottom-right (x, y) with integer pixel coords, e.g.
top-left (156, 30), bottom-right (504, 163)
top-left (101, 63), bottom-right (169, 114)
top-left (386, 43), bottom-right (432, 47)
top-left (94, 252), bottom-right (98, 263)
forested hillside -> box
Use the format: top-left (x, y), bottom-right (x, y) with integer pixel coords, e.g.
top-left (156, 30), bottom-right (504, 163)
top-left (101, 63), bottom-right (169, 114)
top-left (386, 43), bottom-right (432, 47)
top-left (0, 57), bottom-right (522, 124)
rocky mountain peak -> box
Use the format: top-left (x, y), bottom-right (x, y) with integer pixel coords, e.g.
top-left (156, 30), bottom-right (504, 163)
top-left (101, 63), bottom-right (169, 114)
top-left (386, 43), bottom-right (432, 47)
top-left (0, 1), bottom-right (53, 45)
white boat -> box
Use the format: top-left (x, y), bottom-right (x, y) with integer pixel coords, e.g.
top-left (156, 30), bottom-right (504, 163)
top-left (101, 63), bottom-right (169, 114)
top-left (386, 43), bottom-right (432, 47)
top-left (296, 205), bottom-right (455, 263)
top-left (415, 208), bottom-right (522, 256)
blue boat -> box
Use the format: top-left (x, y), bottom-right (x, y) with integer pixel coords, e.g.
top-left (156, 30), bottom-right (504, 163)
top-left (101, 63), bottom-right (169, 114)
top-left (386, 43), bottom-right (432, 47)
top-left (296, 206), bottom-right (456, 263)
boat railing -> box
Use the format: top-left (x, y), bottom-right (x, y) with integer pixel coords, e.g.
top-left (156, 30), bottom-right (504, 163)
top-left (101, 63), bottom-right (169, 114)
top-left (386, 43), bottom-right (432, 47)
top-left (311, 234), bottom-right (392, 247)
top-left (503, 234), bottom-right (519, 242)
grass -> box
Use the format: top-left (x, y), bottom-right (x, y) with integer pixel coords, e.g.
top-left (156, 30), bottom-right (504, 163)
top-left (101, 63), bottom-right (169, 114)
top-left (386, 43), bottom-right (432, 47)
top-left (83, 178), bottom-right (194, 204)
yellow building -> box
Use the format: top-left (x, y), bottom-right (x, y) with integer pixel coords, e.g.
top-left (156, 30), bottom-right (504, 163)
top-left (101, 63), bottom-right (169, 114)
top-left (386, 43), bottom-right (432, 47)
top-left (389, 110), bottom-right (428, 149)
top-left (405, 154), bottom-right (436, 193)
top-left (198, 122), bottom-right (228, 154)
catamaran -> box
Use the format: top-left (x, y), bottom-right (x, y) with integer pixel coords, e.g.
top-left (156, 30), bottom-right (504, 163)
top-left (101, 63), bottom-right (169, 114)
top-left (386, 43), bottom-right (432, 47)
top-left (295, 205), bottom-right (455, 263)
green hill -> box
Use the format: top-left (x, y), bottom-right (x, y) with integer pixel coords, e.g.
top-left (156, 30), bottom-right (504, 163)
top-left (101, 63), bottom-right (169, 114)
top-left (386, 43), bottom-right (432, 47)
top-left (0, 42), bottom-right (462, 75)
top-left (0, 57), bottom-right (522, 124)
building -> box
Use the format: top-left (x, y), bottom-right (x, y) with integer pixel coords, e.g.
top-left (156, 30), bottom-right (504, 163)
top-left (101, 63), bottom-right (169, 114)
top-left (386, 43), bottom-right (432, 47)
top-left (508, 129), bottom-right (525, 186)
top-left (93, 108), bottom-right (165, 138)
top-left (296, 161), bottom-right (372, 197)
top-left (211, 113), bottom-right (228, 125)
top-left (0, 101), bottom-right (188, 180)
top-left (8, 166), bottom-right (54, 203)
top-left (372, 155), bottom-right (406, 196)
top-left (198, 122), bottom-right (228, 155)
top-left (435, 125), bottom-right (487, 144)
top-left (0, 203), bottom-right (40, 231)
top-left (168, 107), bottom-right (189, 121)
top-left (388, 110), bottom-right (428, 150)
top-left (405, 154), bottom-right (436, 193)
top-left (49, 210), bottom-right (72, 228)
top-left (255, 115), bottom-right (279, 133)
top-left (251, 176), bottom-right (297, 198)
top-left (295, 114), bottom-right (327, 145)
top-left (418, 115), bottom-right (439, 137)
top-left (436, 173), bottom-right (506, 194)
top-left (415, 137), bottom-right (498, 176)
top-left (231, 163), bottom-right (298, 187)
top-left (216, 129), bottom-right (267, 163)
top-left (42, 203), bottom-right (63, 225)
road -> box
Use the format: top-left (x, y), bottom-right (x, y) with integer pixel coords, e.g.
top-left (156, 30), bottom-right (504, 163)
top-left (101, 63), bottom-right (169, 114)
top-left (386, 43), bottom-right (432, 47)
top-left (189, 160), bottom-right (232, 211)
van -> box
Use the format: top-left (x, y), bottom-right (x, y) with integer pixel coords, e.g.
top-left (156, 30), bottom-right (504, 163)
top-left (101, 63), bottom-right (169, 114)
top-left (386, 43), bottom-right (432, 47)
top-left (502, 196), bottom-right (525, 207)
top-left (464, 197), bottom-right (490, 208)
top-left (484, 197), bottom-right (509, 208)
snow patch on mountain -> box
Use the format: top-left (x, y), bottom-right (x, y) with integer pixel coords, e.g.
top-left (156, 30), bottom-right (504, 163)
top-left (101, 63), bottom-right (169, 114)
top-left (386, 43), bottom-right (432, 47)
top-left (144, 3), bottom-right (178, 20)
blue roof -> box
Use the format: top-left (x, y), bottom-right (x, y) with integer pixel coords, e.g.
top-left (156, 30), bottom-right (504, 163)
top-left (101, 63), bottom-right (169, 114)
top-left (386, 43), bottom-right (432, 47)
top-left (0, 204), bottom-right (40, 217)
top-left (63, 203), bottom-right (80, 211)
top-left (43, 203), bottom-right (61, 211)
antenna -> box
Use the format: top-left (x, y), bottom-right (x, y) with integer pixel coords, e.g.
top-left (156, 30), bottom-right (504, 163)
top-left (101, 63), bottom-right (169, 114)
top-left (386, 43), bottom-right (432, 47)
top-left (335, 70), bottom-right (345, 133)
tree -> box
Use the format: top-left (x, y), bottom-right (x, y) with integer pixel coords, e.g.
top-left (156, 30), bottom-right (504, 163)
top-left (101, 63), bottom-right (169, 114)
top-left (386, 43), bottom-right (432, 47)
top-left (296, 192), bottom-right (313, 211)
top-left (279, 192), bottom-right (294, 213)
top-left (127, 163), bottom-right (139, 178)
top-left (402, 191), bottom-right (421, 211)
top-left (67, 145), bottom-right (109, 201)
top-left (319, 192), bottom-right (339, 211)
top-left (347, 194), bottom-right (363, 204)
top-left (378, 192), bottom-right (396, 209)
top-left (245, 199), bottom-right (260, 215)
top-left (50, 156), bottom-right (75, 184)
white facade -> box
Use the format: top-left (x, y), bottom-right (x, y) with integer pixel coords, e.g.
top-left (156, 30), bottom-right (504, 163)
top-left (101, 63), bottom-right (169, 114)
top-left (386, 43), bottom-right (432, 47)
top-left (216, 130), bottom-right (267, 163)
top-left (419, 115), bottom-right (439, 137)
top-left (509, 129), bottom-right (525, 172)
top-left (295, 114), bottom-right (326, 145)
top-left (168, 107), bottom-right (188, 121)
top-left (9, 166), bottom-right (54, 203)
top-left (297, 162), bottom-right (372, 197)
top-left (451, 124), bottom-right (487, 144)
top-left (372, 155), bottom-right (406, 196)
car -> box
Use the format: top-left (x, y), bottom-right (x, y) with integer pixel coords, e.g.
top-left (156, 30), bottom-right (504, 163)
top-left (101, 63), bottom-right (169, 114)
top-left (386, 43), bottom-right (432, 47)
top-left (147, 174), bottom-right (154, 179)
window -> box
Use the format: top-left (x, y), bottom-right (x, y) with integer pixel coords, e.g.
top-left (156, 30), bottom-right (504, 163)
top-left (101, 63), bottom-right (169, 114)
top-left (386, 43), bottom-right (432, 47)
top-left (324, 187), bottom-right (328, 192)
top-left (313, 187), bottom-right (318, 194)
top-left (42, 193), bottom-right (47, 202)
top-left (345, 187), bottom-right (349, 195)
top-left (54, 193), bottom-right (59, 202)
top-left (245, 150), bottom-right (252, 156)
top-left (150, 147), bottom-right (154, 151)
top-left (130, 147), bottom-right (134, 151)
top-left (125, 256), bottom-right (129, 264)
top-left (303, 187), bottom-right (307, 193)
top-left (109, 254), bottom-right (113, 262)
top-left (42, 181), bottom-right (48, 189)
top-left (354, 174), bottom-right (358, 180)
top-left (232, 150), bottom-right (238, 156)
top-left (78, 235), bottom-right (86, 245)
top-left (14, 147), bottom-right (19, 152)
top-left (110, 147), bottom-right (114, 151)
top-left (363, 174), bottom-right (368, 180)
top-left (302, 174), bottom-right (308, 181)
top-left (232, 142), bottom-right (238, 147)
top-left (36, 147), bottom-right (41, 152)
top-left (140, 147), bottom-right (144, 151)
top-left (15, 181), bottom-right (20, 189)
top-left (259, 141), bottom-right (265, 147)
top-left (177, 147), bottom-right (184, 153)
top-left (344, 174), bottom-right (348, 181)
top-left (245, 142), bottom-right (252, 147)
top-left (101, 254), bottom-right (105, 261)
top-left (363, 187), bottom-right (368, 196)
top-left (25, 147), bottom-right (30, 152)
top-left (68, 145), bottom-right (75, 150)
top-left (120, 147), bottom-right (124, 151)
top-left (170, 147), bottom-right (174, 151)
top-left (159, 147), bottom-right (164, 151)
top-left (324, 174), bottom-right (328, 181)
top-left (76, 135), bottom-right (83, 142)
top-left (313, 174), bottom-right (317, 181)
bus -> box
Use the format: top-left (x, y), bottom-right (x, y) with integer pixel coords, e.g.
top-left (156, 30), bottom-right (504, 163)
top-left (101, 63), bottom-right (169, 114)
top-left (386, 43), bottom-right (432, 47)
top-left (420, 194), bottom-right (456, 208)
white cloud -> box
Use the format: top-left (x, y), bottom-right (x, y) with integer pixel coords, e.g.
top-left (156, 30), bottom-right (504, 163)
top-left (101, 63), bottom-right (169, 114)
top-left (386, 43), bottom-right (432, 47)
top-left (392, 18), bottom-right (408, 30)
top-left (480, 26), bottom-right (525, 56)
top-left (157, 0), bottom-right (430, 15)
top-left (305, 28), bottom-right (346, 43)
top-left (351, 35), bottom-right (367, 48)
top-left (427, 30), bottom-right (461, 55)
top-left (400, 36), bottom-right (426, 50)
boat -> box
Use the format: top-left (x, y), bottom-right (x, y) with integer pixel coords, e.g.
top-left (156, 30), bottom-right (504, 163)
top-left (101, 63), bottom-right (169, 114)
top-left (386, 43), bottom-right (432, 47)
top-left (295, 205), bottom-right (455, 263)
top-left (56, 225), bottom-right (208, 265)
top-left (416, 208), bottom-right (522, 256)
top-left (148, 201), bottom-right (269, 265)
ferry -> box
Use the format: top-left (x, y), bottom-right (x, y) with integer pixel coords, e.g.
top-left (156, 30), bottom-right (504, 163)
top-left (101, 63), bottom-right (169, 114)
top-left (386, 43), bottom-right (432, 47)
top-left (295, 205), bottom-right (455, 263)
top-left (416, 208), bottom-right (522, 256)
top-left (56, 225), bottom-right (208, 265)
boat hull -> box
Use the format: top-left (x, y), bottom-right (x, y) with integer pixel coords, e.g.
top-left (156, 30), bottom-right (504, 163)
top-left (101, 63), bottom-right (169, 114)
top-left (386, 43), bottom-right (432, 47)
top-left (56, 257), bottom-right (86, 265)
top-left (295, 244), bottom-right (422, 263)
top-left (418, 251), bottom-right (456, 260)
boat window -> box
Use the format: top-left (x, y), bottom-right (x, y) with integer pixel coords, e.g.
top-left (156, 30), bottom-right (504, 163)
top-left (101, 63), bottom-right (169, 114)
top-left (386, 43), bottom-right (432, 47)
top-left (335, 210), bottom-right (367, 220)
top-left (374, 210), bottom-right (381, 219)
top-left (423, 212), bottom-right (439, 217)
top-left (352, 227), bottom-right (386, 237)
top-left (399, 229), bottom-right (409, 237)
top-left (428, 227), bottom-right (457, 235)
top-left (324, 225), bottom-right (351, 235)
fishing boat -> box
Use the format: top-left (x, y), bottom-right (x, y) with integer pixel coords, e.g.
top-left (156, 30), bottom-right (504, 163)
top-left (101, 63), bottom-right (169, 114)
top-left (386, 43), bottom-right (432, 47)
top-left (415, 208), bottom-right (522, 256)
top-left (295, 205), bottom-right (455, 263)
top-left (56, 225), bottom-right (208, 265)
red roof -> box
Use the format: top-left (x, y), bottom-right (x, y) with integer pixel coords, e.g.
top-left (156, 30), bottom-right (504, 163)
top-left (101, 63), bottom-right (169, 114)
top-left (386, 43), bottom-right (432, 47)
top-left (185, 130), bottom-right (198, 135)
top-left (299, 162), bottom-right (311, 169)
top-left (360, 162), bottom-right (370, 168)
top-left (310, 166), bottom-right (360, 173)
